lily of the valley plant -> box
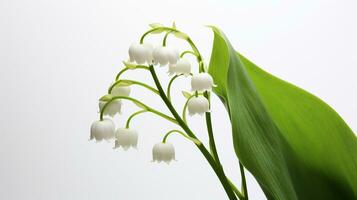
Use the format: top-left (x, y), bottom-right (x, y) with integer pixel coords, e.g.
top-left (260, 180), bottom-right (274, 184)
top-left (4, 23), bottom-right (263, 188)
top-left (90, 23), bottom-right (357, 200)
top-left (90, 23), bottom-right (245, 200)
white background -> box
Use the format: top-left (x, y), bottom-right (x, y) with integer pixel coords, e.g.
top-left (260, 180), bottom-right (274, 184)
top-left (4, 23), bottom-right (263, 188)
top-left (1, 0), bottom-right (356, 199)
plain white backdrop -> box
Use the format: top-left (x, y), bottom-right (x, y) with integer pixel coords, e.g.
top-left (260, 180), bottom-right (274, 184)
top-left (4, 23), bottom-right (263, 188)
top-left (1, 0), bottom-right (356, 199)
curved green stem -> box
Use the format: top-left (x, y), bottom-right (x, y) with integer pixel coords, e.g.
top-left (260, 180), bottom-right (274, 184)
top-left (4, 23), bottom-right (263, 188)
top-left (140, 27), bottom-right (178, 44)
top-left (166, 75), bottom-right (181, 101)
top-left (100, 96), bottom-right (177, 125)
top-left (167, 73), bottom-right (193, 101)
top-left (108, 79), bottom-right (159, 95)
top-left (115, 66), bottom-right (150, 81)
top-left (149, 65), bottom-right (237, 200)
top-left (126, 110), bottom-right (147, 128)
top-left (180, 50), bottom-right (198, 58)
top-left (162, 129), bottom-right (200, 145)
top-left (148, 108), bottom-right (178, 125)
top-left (185, 37), bottom-right (205, 72)
top-left (162, 31), bottom-right (172, 46)
top-left (182, 94), bottom-right (195, 123)
top-left (115, 68), bottom-right (129, 81)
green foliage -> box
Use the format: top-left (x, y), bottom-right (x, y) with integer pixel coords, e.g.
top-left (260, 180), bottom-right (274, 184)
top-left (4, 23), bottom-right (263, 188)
top-left (182, 91), bottom-right (192, 99)
top-left (208, 26), bottom-right (357, 200)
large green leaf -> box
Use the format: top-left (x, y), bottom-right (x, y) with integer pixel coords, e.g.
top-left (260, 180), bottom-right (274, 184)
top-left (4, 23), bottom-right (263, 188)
top-left (208, 27), bottom-right (357, 200)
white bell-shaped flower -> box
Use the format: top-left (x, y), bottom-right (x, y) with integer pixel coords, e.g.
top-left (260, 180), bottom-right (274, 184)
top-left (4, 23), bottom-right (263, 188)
top-left (153, 46), bottom-right (179, 66)
top-left (152, 142), bottom-right (175, 164)
top-left (99, 99), bottom-right (122, 117)
top-left (111, 85), bottom-right (131, 97)
top-left (187, 96), bottom-right (210, 116)
top-left (90, 119), bottom-right (115, 142)
top-left (129, 43), bottom-right (153, 64)
top-left (191, 73), bottom-right (215, 92)
top-left (168, 58), bottom-right (191, 76)
top-left (114, 128), bottom-right (138, 150)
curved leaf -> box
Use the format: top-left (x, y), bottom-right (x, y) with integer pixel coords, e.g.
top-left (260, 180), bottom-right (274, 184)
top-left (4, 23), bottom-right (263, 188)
top-left (208, 27), bottom-right (357, 199)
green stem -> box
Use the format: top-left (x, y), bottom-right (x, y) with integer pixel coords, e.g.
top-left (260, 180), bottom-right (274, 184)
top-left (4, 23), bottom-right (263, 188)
top-left (185, 37), bottom-right (204, 72)
top-left (162, 31), bottom-right (172, 46)
top-left (149, 65), bottom-right (237, 200)
top-left (140, 27), bottom-right (178, 44)
top-left (180, 50), bottom-right (198, 58)
top-left (126, 110), bottom-right (147, 128)
top-left (167, 75), bottom-right (181, 101)
top-left (108, 79), bottom-right (159, 95)
top-left (180, 26), bottom-right (222, 172)
top-left (148, 108), bottom-right (178, 124)
top-left (167, 73), bottom-right (193, 101)
top-left (115, 66), bottom-right (150, 81)
top-left (100, 96), bottom-right (177, 125)
top-left (115, 68), bottom-right (129, 81)
top-left (182, 94), bottom-right (195, 123)
top-left (204, 91), bottom-right (220, 163)
top-left (240, 162), bottom-right (248, 200)
top-left (181, 28), bottom-right (231, 197)
top-left (228, 179), bottom-right (245, 199)
top-left (162, 129), bottom-right (200, 145)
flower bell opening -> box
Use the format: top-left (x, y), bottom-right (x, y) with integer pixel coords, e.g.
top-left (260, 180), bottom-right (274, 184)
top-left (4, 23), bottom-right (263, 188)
top-left (168, 58), bottom-right (191, 76)
top-left (152, 142), bottom-right (176, 164)
top-left (99, 99), bottom-right (122, 117)
top-left (153, 46), bottom-right (179, 66)
top-left (129, 43), bottom-right (153, 64)
top-left (191, 72), bottom-right (215, 92)
top-left (90, 119), bottom-right (115, 142)
top-left (114, 128), bottom-right (138, 150)
top-left (187, 96), bottom-right (210, 116)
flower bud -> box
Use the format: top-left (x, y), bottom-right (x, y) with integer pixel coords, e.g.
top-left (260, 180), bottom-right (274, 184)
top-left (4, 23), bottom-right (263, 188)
top-left (114, 128), bottom-right (138, 150)
top-left (99, 99), bottom-right (122, 117)
top-left (191, 73), bottom-right (215, 92)
top-left (153, 46), bottom-right (179, 66)
top-left (129, 43), bottom-right (153, 64)
top-left (187, 96), bottom-right (209, 116)
top-left (111, 85), bottom-right (131, 97)
top-left (152, 142), bottom-right (175, 164)
top-left (168, 58), bottom-right (191, 76)
top-left (90, 119), bottom-right (115, 142)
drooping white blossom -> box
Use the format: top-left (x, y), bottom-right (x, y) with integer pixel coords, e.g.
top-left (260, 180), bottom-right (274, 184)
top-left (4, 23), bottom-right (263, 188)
top-left (168, 58), bottom-right (191, 76)
top-left (99, 99), bottom-right (122, 117)
top-left (90, 119), bottom-right (115, 142)
top-left (153, 46), bottom-right (179, 66)
top-left (114, 128), bottom-right (138, 150)
top-left (187, 96), bottom-right (209, 116)
top-left (111, 85), bottom-right (131, 97)
top-left (191, 73), bottom-right (215, 92)
top-left (129, 43), bottom-right (153, 64)
top-left (152, 142), bottom-right (176, 164)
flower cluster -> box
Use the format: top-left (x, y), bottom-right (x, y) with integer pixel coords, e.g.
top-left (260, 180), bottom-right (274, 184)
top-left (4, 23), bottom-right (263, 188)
top-left (88, 23), bottom-right (252, 200)
top-left (90, 23), bottom-right (216, 164)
